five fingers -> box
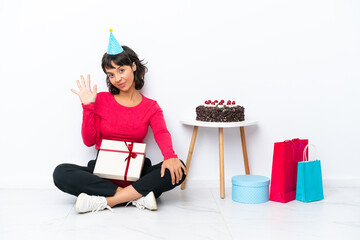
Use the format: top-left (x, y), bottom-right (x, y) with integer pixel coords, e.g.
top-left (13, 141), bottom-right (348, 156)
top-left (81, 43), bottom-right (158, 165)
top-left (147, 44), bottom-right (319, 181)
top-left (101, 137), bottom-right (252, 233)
top-left (71, 74), bottom-right (93, 96)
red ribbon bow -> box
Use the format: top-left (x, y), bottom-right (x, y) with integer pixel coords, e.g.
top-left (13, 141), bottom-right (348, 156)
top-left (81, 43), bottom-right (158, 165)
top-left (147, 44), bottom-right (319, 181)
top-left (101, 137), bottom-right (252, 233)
top-left (99, 141), bottom-right (144, 182)
top-left (124, 142), bottom-right (137, 162)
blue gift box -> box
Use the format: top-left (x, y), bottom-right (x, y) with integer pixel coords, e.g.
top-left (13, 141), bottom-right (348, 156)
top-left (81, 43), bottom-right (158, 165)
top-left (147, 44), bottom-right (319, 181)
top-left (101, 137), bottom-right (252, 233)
top-left (232, 175), bottom-right (270, 204)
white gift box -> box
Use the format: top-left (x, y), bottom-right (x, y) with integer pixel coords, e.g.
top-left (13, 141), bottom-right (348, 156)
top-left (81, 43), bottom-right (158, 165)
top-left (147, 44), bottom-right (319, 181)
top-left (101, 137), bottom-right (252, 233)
top-left (93, 140), bottom-right (146, 182)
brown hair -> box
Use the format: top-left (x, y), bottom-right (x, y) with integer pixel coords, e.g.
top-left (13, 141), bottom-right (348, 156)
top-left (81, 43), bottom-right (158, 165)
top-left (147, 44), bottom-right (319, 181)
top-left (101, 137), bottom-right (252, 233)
top-left (101, 46), bottom-right (147, 94)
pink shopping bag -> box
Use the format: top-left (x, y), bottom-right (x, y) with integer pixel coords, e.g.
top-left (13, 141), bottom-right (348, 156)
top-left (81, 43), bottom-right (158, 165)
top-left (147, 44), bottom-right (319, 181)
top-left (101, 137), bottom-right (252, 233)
top-left (269, 138), bottom-right (308, 203)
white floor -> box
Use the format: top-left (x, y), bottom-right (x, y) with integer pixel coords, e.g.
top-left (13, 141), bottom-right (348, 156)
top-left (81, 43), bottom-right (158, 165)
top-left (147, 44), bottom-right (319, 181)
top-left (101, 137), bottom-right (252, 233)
top-left (1, 183), bottom-right (360, 240)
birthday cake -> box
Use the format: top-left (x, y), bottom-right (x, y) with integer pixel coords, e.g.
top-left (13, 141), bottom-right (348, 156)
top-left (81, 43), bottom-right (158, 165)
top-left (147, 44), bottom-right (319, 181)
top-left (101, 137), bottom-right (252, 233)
top-left (196, 100), bottom-right (245, 122)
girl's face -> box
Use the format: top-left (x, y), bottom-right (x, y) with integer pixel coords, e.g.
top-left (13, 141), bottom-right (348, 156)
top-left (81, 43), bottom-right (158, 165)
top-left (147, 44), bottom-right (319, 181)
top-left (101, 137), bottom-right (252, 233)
top-left (105, 61), bottom-right (137, 93)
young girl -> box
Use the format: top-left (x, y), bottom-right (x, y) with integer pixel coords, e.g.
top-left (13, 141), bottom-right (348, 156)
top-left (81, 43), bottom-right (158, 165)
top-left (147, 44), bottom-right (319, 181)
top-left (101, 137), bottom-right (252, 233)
top-left (53, 30), bottom-right (186, 213)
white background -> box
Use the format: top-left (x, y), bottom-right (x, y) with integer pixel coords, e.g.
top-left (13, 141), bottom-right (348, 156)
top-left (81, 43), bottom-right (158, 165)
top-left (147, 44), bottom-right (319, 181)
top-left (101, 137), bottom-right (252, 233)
top-left (0, 0), bottom-right (359, 188)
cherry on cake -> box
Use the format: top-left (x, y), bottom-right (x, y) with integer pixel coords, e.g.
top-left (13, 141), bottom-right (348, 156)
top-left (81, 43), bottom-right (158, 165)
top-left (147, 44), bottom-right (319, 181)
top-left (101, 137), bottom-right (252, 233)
top-left (196, 100), bottom-right (245, 122)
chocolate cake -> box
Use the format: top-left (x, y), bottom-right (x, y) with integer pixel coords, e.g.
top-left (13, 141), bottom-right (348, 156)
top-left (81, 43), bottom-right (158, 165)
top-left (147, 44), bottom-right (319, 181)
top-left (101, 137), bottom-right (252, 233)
top-left (196, 100), bottom-right (245, 122)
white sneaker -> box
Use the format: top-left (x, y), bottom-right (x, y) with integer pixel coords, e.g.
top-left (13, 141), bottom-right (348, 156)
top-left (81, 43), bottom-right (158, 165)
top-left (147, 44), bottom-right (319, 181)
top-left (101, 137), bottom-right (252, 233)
top-left (128, 191), bottom-right (157, 210)
top-left (75, 193), bottom-right (114, 213)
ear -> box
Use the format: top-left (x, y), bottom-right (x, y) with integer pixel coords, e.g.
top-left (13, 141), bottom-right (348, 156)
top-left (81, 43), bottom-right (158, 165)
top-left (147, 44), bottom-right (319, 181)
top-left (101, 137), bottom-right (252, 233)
top-left (132, 62), bottom-right (137, 72)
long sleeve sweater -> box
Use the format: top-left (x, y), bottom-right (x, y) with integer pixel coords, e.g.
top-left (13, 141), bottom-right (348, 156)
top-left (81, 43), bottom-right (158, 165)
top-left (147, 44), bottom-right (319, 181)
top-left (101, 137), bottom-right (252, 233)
top-left (81, 92), bottom-right (177, 161)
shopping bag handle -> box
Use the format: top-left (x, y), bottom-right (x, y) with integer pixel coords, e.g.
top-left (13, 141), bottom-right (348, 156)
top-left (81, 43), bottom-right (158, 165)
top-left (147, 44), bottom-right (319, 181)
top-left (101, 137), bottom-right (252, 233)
top-left (284, 138), bottom-right (306, 163)
top-left (303, 144), bottom-right (318, 162)
top-left (284, 138), bottom-right (305, 149)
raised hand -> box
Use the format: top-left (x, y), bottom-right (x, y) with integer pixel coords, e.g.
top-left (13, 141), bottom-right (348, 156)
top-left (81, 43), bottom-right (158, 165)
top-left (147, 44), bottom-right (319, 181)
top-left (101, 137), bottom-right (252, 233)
top-left (71, 74), bottom-right (97, 105)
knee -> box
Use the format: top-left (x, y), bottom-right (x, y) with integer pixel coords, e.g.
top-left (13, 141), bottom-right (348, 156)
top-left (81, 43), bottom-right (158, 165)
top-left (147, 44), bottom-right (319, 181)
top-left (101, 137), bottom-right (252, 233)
top-left (87, 160), bottom-right (96, 169)
top-left (162, 166), bottom-right (186, 186)
top-left (53, 163), bottom-right (70, 185)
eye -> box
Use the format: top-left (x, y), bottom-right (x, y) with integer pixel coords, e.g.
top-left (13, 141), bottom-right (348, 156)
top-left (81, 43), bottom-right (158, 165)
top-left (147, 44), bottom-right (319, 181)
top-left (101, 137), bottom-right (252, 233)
top-left (108, 74), bottom-right (114, 78)
top-left (119, 69), bottom-right (125, 73)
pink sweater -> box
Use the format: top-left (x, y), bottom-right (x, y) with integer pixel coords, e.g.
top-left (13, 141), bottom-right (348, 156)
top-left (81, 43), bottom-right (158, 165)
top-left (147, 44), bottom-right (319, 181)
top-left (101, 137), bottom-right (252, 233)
top-left (81, 92), bottom-right (177, 160)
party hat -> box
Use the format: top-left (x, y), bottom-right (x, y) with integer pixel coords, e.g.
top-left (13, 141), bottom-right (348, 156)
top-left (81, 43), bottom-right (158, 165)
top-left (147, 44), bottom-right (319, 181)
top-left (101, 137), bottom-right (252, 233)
top-left (107, 29), bottom-right (124, 55)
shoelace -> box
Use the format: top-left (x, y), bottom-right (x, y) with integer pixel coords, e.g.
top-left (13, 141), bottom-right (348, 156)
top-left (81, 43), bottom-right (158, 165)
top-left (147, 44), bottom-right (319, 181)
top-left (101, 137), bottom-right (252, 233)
top-left (93, 203), bottom-right (114, 213)
top-left (90, 198), bottom-right (114, 213)
top-left (125, 198), bottom-right (145, 210)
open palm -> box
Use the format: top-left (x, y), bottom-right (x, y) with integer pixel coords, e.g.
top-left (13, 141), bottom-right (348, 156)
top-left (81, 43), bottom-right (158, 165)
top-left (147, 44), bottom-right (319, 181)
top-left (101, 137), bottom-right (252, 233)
top-left (71, 74), bottom-right (97, 105)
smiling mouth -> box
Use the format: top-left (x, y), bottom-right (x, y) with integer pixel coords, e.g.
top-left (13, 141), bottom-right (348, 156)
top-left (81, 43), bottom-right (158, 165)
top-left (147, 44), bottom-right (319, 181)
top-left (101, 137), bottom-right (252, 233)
top-left (117, 82), bottom-right (126, 88)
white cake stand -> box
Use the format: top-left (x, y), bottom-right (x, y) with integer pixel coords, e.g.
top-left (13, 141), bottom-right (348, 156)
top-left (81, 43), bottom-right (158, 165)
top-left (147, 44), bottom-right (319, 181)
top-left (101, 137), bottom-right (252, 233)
top-left (180, 118), bottom-right (258, 199)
